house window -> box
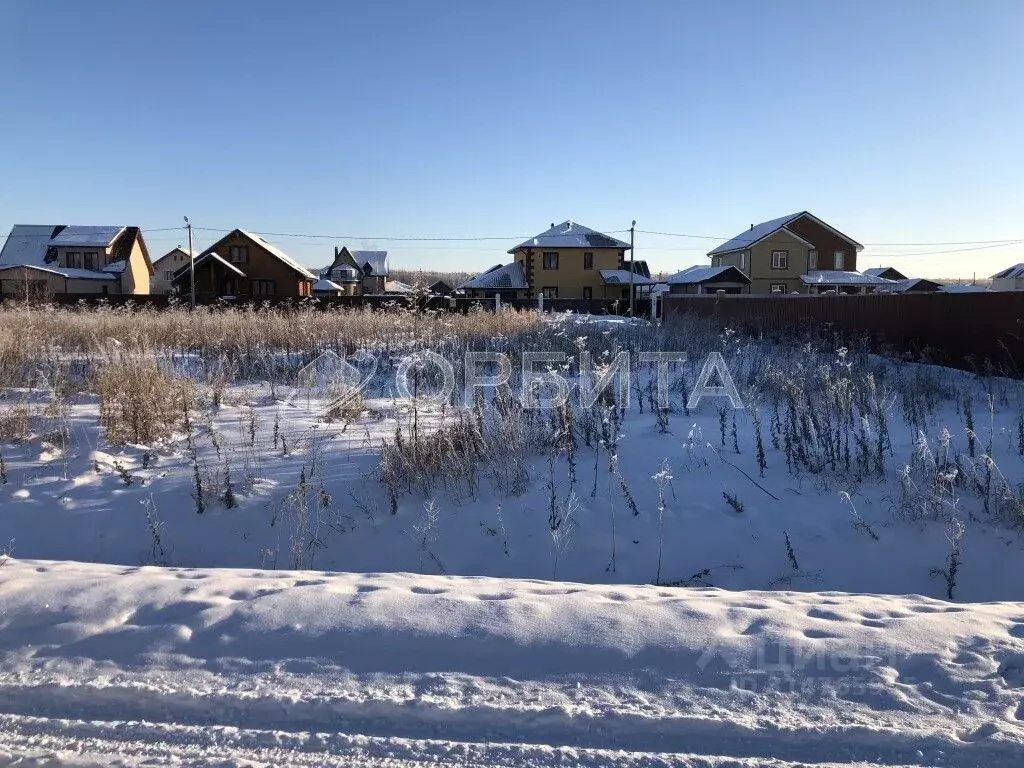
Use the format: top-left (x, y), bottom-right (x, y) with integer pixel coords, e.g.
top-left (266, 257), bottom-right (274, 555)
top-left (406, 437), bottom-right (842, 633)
top-left (621, 288), bottom-right (629, 299)
top-left (251, 279), bottom-right (275, 297)
top-left (66, 251), bottom-right (81, 269)
top-left (771, 250), bottom-right (789, 270)
top-left (541, 286), bottom-right (558, 299)
top-left (808, 250), bottom-right (818, 270)
top-left (834, 251), bottom-right (844, 270)
top-left (101, 285), bottom-right (109, 295)
top-left (583, 252), bottom-right (594, 270)
top-left (164, 270), bottom-right (175, 280)
top-left (740, 252), bottom-right (747, 271)
top-left (582, 286), bottom-right (592, 299)
top-left (84, 252), bottom-right (98, 270)
top-left (542, 252), bottom-right (559, 270)
top-left (223, 278), bottom-right (243, 295)
top-left (228, 245), bottom-right (249, 264)
top-left (770, 282), bottom-right (787, 294)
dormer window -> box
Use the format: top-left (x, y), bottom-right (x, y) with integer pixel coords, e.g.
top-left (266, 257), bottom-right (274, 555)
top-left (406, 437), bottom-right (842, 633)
top-left (84, 252), bottom-right (98, 270)
top-left (66, 251), bottom-right (81, 269)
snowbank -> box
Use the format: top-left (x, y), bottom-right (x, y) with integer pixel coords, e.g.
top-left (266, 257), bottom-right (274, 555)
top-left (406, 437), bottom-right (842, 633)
top-left (0, 559), bottom-right (1022, 765)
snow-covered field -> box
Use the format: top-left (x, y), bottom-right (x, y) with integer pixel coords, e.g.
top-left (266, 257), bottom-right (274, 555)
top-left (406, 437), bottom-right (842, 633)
top-left (1, 308), bottom-right (1023, 764)
top-left (1, 559), bottom-right (1023, 766)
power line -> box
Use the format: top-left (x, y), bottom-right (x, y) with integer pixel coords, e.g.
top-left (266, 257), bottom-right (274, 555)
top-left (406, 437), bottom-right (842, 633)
top-left (189, 226), bottom-right (630, 242)
top-left (635, 228), bottom-right (1024, 247)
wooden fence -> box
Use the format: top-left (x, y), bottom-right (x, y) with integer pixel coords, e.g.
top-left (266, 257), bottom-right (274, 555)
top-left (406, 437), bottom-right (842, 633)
top-left (663, 292), bottom-right (1024, 374)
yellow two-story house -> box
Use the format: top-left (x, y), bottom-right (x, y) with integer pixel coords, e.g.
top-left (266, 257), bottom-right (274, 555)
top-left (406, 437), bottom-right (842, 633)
top-left (508, 221), bottom-right (644, 300)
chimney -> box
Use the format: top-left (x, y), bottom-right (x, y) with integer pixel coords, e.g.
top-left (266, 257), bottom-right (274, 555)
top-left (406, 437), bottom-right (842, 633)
top-left (550, 222), bottom-right (555, 229)
top-left (334, 246), bottom-right (339, 258)
top-left (750, 224), bottom-right (753, 230)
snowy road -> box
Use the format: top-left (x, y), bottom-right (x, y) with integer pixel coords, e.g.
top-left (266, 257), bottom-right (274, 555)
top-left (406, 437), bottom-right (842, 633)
top-left (1, 560), bottom-right (1022, 766)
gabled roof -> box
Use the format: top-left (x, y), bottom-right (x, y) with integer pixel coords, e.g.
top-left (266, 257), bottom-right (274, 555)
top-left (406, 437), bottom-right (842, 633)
top-left (172, 251), bottom-right (247, 281)
top-left (878, 278), bottom-right (943, 293)
top-left (0, 225), bottom-right (63, 268)
top-left (509, 221), bottom-right (631, 254)
top-left (428, 279), bottom-right (454, 295)
top-left (352, 250), bottom-right (388, 276)
top-left (708, 212), bottom-right (863, 256)
top-left (463, 262), bottom-right (527, 290)
top-left (152, 246), bottom-right (195, 267)
top-left (863, 266), bottom-right (908, 280)
top-left (599, 269), bottom-right (654, 285)
top-left (0, 224), bottom-right (152, 276)
top-left (49, 225), bottom-right (125, 248)
top-left (197, 230), bottom-right (316, 281)
top-left (666, 265), bottom-right (751, 285)
top-left (800, 270), bottom-right (892, 286)
top-left (992, 263), bottom-right (1024, 280)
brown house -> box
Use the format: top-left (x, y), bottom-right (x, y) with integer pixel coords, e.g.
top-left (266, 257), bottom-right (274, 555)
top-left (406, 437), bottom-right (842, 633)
top-left (173, 229), bottom-right (316, 301)
top-left (708, 212), bottom-right (867, 294)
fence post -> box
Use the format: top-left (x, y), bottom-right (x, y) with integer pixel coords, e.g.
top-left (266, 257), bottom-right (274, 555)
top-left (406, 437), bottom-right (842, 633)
top-left (494, 293), bottom-right (501, 312)
top-left (538, 293), bottom-right (544, 313)
top-left (651, 294), bottom-right (659, 324)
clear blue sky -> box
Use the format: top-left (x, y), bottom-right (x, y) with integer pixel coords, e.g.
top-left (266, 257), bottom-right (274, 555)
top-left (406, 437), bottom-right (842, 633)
top-left (1, 0), bottom-right (1021, 279)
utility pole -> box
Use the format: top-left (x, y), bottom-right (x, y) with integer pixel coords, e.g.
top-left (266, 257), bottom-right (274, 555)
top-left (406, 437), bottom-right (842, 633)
top-left (184, 216), bottom-right (195, 309)
top-left (629, 220), bottom-right (636, 316)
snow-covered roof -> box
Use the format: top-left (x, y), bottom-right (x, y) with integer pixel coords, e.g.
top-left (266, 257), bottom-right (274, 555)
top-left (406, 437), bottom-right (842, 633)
top-left (102, 261), bottom-right (128, 274)
top-left (463, 262), bottom-right (527, 290)
top-left (708, 212), bottom-right (863, 256)
top-left (991, 263), bottom-right (1024, 280)
top-left (599, 269), bottom-right (654, 285)
top-left (800, 270), bottom-right (893, 286)
top-left (312, 279), bottom-right (344, 293)
top-left (237, 230), bottom-right (317, 281)
top-left (152, 246), bottom-right (195, 266)
top-left (509, 221), bottom-right (631, 254)
top-left (173, 251), bottom-right (247, 280)
top-left (862, 266), bottom-right (908, 280)
top-left (0, 225), bottom-right (62, 268)
top-left (876, 278), bottom-right (943, 293)
top-left (665, 265), bottom-right (751, 285)
top-left (0, 263), bottom-right (118, 280)
top-left (48, 225), bottom-right (125, 248)
top-left (384, 279), bottom-right (414, 293)
top-left (353, 250), bottom-right (388, 276)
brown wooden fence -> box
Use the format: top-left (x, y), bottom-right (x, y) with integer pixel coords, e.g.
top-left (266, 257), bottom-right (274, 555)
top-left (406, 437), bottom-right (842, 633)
top-left (663, 292), bottom-right (1024, 374)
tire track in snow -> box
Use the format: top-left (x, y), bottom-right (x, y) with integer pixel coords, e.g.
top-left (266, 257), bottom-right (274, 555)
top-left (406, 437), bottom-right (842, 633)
top-left (0, 678), bottom-right (1016, 767)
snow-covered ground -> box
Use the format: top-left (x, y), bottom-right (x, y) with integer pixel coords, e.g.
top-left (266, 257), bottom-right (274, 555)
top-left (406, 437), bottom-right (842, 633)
top-left (1, 558), bottom-right (1023, 766)
top-left (2, 313), bottom-right (1024, 764)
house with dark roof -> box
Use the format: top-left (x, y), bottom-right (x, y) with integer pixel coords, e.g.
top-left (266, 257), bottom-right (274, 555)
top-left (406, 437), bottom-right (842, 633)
top-left (462, 263), bottom-right (528, 299)
top-left (665, 265), bottom-right (751, 294)
top-left (507, 221), bottom-right (634, 300)
top-left (428, 279), bottom-right (454, 296)
top-left (863, 266), bottom-right (908, 282)
top-left (708, 212), bottom-right (869, 294)
top-left (172, 229), bottom-right (316, 300)
top-left (991, 263), bottom-right (1024, 291)
top-left (0, 225), bottom-right (154, 299)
